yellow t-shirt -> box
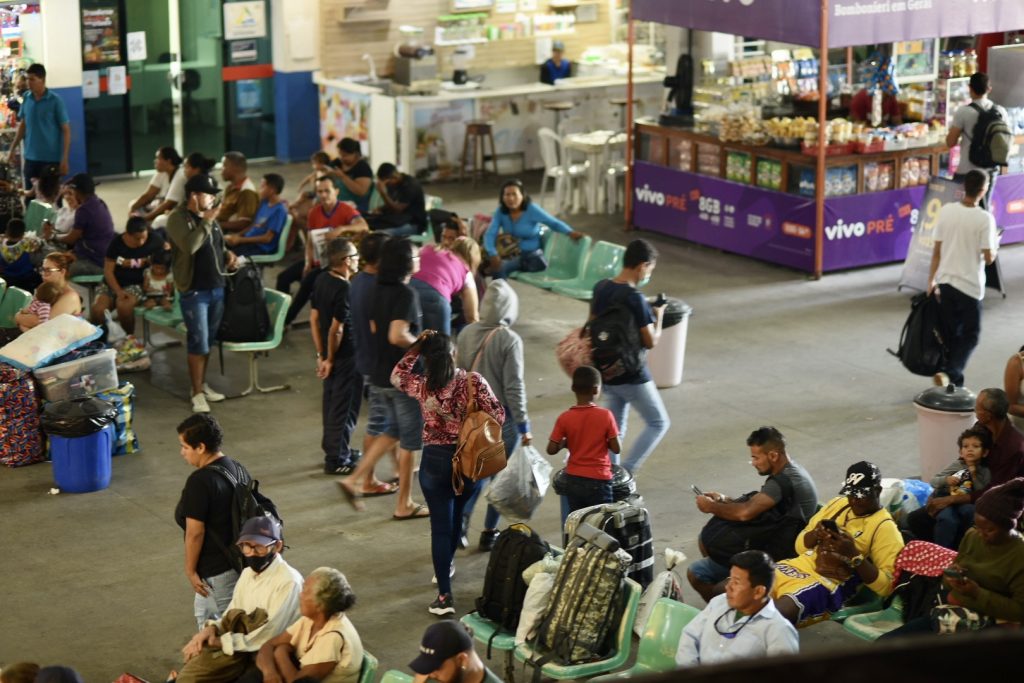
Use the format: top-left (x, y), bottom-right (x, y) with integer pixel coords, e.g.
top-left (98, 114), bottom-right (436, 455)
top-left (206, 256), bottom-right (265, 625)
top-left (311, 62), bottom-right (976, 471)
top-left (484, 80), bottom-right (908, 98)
top-left (287, 613), bottom-right (364, 683)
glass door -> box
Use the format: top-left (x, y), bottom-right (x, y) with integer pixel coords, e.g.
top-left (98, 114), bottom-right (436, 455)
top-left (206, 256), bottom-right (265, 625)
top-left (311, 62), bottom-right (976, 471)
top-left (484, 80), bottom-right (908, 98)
top-left (178, 0), bottom-right (225, 158)
top-left (81, 0), bottom-right (132, 176)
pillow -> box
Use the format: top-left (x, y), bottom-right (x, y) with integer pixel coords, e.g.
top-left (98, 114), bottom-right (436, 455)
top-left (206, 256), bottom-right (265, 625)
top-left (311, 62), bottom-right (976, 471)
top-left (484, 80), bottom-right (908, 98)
top-left (0, 314), bottom-right (103, 370)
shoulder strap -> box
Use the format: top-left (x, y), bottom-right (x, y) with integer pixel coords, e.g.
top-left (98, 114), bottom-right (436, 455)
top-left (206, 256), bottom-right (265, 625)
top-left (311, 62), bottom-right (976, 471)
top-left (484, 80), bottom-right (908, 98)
top-left (471, 327), bottom-right (503, 372)
top-left (969, 102), bottom-right (983, 115)
top-left (830, 503), bottom-right (851, 521)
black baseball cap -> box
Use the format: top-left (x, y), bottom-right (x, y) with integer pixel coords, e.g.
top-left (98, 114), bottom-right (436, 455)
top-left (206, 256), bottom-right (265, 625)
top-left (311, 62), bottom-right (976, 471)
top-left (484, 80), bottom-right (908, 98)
top-left (185, 173), bottom-right (219, 196)
top-left (839, 461), bottom-right (882, 499)
top-left (66, 173), bottom-right (96, 194)
top-left (409, 621), bottom-right (473, 674)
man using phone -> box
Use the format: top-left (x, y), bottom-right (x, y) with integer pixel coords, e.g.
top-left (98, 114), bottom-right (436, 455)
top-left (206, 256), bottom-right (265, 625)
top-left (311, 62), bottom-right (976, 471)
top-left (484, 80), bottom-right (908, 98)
top-left (689, 427), bottom-right (819, 602)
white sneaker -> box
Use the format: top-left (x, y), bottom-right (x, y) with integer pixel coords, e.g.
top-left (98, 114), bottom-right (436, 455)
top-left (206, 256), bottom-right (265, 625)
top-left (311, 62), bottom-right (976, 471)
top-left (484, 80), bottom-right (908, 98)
top-left (191, 393), bottom-right (211, 413)
top-left (203, 383), bottom-right (226, 402)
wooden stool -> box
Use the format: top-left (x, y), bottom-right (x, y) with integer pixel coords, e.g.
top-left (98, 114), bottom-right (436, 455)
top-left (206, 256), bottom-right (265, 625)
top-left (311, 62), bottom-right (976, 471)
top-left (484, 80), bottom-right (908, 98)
top-left (460, 120), bottom-right (498, 185)
top-left (543, 101), bottom-right (575, 134)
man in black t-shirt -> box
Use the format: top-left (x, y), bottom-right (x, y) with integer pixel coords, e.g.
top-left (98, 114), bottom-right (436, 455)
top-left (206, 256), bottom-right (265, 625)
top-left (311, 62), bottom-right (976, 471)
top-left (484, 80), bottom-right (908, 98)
top-left (366, 162), bottom-right (426, 237)
top-left (311, 238), bottom-right (362, 475)
top-left (340, 238), bottom-right (428, 520)
top-left (90, 215), bottom-right (165, 335)
top-left (322, 137), bottom-right (374, 213)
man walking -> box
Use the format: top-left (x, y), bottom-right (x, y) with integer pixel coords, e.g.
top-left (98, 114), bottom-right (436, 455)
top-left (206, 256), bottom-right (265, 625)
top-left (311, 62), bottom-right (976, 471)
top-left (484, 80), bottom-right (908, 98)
top-left (928, 170), bottom-right (998, 388)
top-left (6, 63), bottom-right (71, 185)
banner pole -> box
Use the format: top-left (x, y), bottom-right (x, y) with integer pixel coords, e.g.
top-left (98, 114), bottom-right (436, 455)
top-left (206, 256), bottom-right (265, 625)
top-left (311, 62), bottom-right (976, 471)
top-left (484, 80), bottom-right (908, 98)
top-left (814, 0), bottom-right (830, 279)
top-left (625, 2), bottom-right (635, 232)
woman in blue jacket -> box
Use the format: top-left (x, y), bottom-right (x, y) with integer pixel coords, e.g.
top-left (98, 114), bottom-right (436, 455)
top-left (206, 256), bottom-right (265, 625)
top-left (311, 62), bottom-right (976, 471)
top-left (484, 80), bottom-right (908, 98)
top-left (483, 179), bottom-right (583, 280)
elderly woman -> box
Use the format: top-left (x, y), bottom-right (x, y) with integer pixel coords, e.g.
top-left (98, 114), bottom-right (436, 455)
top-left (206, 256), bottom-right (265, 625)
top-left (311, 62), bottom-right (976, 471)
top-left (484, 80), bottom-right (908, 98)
top-left (252, 567), bottom-right (364, 683)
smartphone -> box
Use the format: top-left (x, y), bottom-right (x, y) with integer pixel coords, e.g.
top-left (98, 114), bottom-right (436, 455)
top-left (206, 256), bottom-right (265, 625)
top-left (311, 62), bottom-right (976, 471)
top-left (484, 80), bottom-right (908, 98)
top-left (943, 567), bottom-right (966, 581)
top-left (691, 485), bottom-right (704, 496)
top-left (820, 519), bottom-right (839, 533)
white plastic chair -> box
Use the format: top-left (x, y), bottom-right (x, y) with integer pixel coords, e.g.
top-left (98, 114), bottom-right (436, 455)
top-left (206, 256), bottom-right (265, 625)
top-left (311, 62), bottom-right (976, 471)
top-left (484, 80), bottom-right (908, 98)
top-left (601, 131), bottom-right (628, 214)
top-left (537, 127), bottom-right (588, 214)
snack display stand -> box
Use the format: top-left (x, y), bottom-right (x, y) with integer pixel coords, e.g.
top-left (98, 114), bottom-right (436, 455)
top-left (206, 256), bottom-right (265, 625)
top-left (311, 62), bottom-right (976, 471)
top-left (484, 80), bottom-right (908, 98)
top-left (625, 0), bottom-right (1024, 277)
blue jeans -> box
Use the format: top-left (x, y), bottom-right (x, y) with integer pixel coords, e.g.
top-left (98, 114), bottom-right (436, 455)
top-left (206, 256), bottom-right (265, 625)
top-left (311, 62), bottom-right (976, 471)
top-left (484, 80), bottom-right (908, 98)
top-left (688, 556), bottom-right (731, 585)
top-left (23, 158), bottom-right (58, 190)
top-left (561, 473), bottom-right (613, 515)
top-left (603, 379), bottom-right (670, 474)
top-left (935, 503), bottom-right (975, 550)
top-left (192, 568), bottom-right (239, 630)
top-left (367, 385), bottom-right (423, 451)
top-left (410, 278), bottom-right (452, 336)
top-left (375, 223), bottom-right (420, 237)
top-left (493, 249), bottom-right (547, 280)
top-left (180, 287), bottom-right (225, 355)
top-left (419, 444), bottom-right (480, 595)
top-left (462, 406), bottom-right (520, 531)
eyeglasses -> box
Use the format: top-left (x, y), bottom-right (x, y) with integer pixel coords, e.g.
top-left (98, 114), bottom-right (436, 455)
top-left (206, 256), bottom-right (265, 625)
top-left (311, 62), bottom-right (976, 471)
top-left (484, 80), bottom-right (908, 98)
top-left (345, 252), bottom-right (359, 261)
top-left (38, 266), bottom-right (63, 274)
top-left (237, 541), bottom-right (275, 556)
top-left (713, 609), bottom-right (752, 640)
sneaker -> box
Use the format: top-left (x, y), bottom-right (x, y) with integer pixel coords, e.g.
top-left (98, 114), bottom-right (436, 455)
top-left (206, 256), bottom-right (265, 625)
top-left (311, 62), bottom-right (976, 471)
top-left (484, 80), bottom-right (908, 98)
top-left (191, 393), bottom-right (211, 413)
top-left (458, 515), bottom-right (470, 550)
top-left (203, 383), bottom-right (226, 402)
top-left (479, 529), bottom-right (500, 552)
top-left (324, 464), bottom-right (356, 475)
top-left (431, 563), bottom-right (456, 584)
top-left (428, 593), bottom-right (455, 616)
top-left (346, 449), bottom-right (363, 466)
top-left (933, 372), bottom-right (950, 388)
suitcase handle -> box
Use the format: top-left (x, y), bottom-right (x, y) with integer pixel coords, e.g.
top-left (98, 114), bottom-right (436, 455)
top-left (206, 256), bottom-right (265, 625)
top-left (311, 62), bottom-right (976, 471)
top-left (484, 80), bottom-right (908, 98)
top-left (573, 522), bottom-right (621, 553)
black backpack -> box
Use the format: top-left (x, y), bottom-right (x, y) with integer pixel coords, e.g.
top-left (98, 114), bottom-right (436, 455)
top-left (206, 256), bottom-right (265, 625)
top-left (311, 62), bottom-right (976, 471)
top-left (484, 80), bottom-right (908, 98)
top-left (475, 523), bottom-right (549, 647)
top-left (588, 282), bottom-right (644, 382)
top-left (888, 292), bottom-right (946, 376)
top-left (968, 102), bottom-right (1012, 168)
top-left (218, 262), bottom-right (270, 343)
top-left (206, 458), bottom-right (282, 573)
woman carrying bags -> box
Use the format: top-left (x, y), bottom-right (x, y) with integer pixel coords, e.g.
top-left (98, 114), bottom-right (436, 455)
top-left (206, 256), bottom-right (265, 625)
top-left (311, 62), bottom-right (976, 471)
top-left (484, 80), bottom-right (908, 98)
top-left (392, 330), bottom-right (505, 617)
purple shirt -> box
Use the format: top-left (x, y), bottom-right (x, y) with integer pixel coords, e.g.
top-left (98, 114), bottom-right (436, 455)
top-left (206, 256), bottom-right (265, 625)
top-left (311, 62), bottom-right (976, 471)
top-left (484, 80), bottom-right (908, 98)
top-left (73, 195), bottom-right (115, 266)
top-left (411, 245), bottom-right (468, 300)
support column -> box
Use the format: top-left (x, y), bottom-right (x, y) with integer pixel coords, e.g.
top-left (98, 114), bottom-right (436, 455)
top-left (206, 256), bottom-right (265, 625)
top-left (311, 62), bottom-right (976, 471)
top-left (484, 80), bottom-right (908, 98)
top-left (270, 0), bottom-right (320, 162)
top-left (40, 0), bottom-right (86, 175)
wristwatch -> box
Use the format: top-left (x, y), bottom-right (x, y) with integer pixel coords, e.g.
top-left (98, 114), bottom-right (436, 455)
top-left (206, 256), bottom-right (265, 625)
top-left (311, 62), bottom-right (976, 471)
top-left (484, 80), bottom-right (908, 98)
top-left (847, 554), bottom-right (866, 568)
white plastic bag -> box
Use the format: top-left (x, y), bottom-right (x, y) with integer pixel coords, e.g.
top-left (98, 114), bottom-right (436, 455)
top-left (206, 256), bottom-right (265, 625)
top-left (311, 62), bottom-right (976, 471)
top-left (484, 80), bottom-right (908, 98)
top-left (634, 548), bottom-right (687, 637)
top-left (516, 572), bottom-right (554, 645)
top-left (486, 444), bottom-right (552, 521)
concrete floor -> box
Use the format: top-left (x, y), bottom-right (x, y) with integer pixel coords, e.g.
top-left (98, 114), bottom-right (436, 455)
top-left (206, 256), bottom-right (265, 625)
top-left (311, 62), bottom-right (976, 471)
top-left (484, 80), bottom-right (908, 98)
top-left (2, 163), bottom-right (1022, 680)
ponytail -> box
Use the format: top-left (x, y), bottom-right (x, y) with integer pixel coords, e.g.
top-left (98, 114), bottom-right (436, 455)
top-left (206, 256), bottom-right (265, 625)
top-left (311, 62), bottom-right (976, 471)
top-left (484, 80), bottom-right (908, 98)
top-left (421, 333), bottom-right (455, 394)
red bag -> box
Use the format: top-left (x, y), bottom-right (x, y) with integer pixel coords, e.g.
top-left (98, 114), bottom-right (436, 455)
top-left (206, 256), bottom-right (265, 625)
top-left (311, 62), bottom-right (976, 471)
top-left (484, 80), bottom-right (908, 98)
top-left (555, 327), bottom-right (592, 378)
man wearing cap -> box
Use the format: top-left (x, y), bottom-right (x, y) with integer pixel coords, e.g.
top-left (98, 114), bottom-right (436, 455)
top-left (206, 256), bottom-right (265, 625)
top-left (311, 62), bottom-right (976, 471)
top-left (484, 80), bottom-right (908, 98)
top-left (409, 621), bottom-right (502, 683)
top-left (677, 550), bottom-right (799, 666)
top-left (771, 461), bottom-right (905, 626)
top-left (166, 173), bottom-right (236, 414)
top-left (176, 516), bottom-right (302, 683)
top-left (47, 173), bottom-right (115, 277)
top-left (540, 41), bottom-right (572, 85)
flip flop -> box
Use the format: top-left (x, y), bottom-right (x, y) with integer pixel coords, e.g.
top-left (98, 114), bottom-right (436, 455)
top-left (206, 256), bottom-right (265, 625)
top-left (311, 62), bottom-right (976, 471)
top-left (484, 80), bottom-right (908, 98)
top-left (337, 481), bottom-right (366, 512)
top-left (393, 504), bottom-right (430, 521)
top-left (361, 481), bottom-right (399, 497)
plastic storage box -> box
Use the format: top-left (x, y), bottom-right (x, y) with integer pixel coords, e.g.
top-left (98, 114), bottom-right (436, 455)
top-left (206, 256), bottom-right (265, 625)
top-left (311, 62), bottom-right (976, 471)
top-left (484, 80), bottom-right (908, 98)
top-left (32, 349), bottom-right (118, 402)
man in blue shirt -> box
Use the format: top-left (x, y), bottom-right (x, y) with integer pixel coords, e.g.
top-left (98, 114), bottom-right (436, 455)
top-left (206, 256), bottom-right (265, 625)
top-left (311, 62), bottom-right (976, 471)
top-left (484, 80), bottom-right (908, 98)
top-left (225, 173), bottom-right (288, 256)
top-left (676, 550), bottom-right (799, 666)
top-left (7, 64), bottom-right (71, 186)
top-left (540, 41), bottom-right (572, 85)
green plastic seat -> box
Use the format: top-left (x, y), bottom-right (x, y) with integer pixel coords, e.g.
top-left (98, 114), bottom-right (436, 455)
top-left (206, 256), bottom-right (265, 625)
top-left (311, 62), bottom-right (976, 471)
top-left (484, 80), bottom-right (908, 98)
top-left (24, 199), bottom-right (56, 235)
top-left (0, 286), bottom-right (31, 328)
top-left (515, 577), bottom-right (641, 680)
top-left (249, 214), bottom-right (293, 266)
top-left (380, 671), bottom-right (413, 683)
top-left (220, 288), bottom-right (292, 396)
top-left (359, 651), bottom-right (379, 683)
top-left (591, 598), bottom-right (701, 681)
top-left (461, 612), bottom-right (518, 682)
top-left (515, 232), bottom-right (592, 289)
top-left (0, 276), bottom-right (7, 305)
top-left (549, 240), bottom-right (625, 301)
top-left (830, 585), bottom-right (884, 622)
top-left (71, 273), bottom-right (106, 310)
top-left (842, 596), bottom-right (904, 641)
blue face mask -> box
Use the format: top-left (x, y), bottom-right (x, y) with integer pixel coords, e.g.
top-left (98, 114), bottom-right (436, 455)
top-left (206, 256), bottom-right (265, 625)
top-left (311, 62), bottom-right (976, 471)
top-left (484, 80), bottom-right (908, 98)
top-left (638, 272), bottom-right (651, 288)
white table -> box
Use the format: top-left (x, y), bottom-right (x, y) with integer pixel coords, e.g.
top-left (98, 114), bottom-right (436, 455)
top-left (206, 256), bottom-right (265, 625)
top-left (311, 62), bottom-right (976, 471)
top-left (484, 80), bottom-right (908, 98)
top-left (563, 130), bottom-right (626, 214)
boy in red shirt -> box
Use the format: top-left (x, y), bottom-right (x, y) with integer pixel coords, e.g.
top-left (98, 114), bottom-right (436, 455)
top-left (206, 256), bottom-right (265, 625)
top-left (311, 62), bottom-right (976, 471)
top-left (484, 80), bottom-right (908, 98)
top-left (548, 365), bottom-right (621, 522)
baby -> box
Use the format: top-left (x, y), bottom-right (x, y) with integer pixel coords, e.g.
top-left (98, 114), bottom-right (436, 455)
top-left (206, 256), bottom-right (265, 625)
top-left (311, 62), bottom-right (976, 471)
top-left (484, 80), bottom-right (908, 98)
top-left (142, 250), bottom-right (174, 310)
top-left (18, 281), bottom-right (63, 332)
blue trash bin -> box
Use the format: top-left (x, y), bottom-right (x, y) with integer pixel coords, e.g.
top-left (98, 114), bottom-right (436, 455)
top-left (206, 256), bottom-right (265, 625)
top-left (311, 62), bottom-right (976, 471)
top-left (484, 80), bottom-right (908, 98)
top-left (42, 396), bottom-right (118, 494)
top-left (50, 423), bottom-right (115, 493)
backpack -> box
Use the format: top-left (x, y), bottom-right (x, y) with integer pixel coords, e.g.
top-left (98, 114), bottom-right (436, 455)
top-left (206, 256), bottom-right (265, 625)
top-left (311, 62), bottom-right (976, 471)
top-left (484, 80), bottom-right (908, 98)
top-left (475, 523), bottom-right (550, 644)
top-left (887, 292), bottom-right (946, 376)
top-left (967, 102), bottom-right (1012, 168)
top-left (218, 262), bottom-right (270, 343)
top-left (206, 458), bottom-right (282, 573)
top-left (527, 523), bottom-right (630, 678)
top-left (588, 282), bottom-right (644, 382)
top-left (564, 499), bottom-right (655, 588)
top-left (698, 475), bottom-right (807, 566)
top-left (453, 373), bottom-right (507, 494)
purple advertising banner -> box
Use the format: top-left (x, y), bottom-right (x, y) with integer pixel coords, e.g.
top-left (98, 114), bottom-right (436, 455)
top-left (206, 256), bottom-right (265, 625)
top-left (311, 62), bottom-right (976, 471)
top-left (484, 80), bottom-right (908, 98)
top-left (632, 162), bottom-right (927, 273)
top-left (992, 173), bottom-right (1024, 245)
top-left (631, 0), bottom-right (1024, 49)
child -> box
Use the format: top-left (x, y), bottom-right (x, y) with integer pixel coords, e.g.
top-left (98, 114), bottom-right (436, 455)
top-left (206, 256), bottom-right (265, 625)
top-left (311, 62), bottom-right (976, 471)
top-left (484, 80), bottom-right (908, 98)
top-left (0, 218), bottom-right (43, 291)
top-left (18, 281), bottom-right (62, 332)
top-left (548, 365), bottom-right (621, 525)
top-left (142, 249), bottom-right (174, 310)
top-left (927, 426), bottom-right (993, 549)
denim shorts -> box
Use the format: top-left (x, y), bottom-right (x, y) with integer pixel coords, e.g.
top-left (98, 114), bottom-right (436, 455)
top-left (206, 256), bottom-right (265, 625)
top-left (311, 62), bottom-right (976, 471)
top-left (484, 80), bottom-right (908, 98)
top-left (688, 556), bottom-right (731, 585)
top-left (368, 384), bottom-right (423, 451)
top-left (180, 287), bottom-right (225, 355)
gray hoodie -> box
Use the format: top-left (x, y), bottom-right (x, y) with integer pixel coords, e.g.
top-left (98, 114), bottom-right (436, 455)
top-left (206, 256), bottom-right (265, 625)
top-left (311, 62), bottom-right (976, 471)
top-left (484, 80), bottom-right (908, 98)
top-left (456, 279), bottom-right (530, 433)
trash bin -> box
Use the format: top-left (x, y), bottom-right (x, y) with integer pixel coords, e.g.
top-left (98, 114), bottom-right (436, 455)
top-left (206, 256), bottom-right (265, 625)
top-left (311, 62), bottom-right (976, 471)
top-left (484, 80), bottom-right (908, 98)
top-left (913, 385), bottom-right (976, 482)
top-left (647, 298), bottom-right (693, 388)
top-left (611, 464), bottom-right (636, 501)
top-left (42, 397), bottom-right (118, 493)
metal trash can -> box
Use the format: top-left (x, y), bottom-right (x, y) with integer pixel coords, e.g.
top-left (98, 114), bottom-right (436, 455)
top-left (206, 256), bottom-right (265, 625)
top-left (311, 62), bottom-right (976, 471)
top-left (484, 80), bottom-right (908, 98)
top-left (647, 298), bottom-right (693, 388)
top-left (913, 385), bottom-right (976, 482)
top-left (42, 397), bottom-right (118, 493)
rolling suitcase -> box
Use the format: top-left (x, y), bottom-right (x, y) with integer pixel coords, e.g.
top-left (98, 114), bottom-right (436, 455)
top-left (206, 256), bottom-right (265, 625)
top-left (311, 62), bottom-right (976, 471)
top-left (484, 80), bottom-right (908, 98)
top-left (564, 499), bottom-right (654, 588)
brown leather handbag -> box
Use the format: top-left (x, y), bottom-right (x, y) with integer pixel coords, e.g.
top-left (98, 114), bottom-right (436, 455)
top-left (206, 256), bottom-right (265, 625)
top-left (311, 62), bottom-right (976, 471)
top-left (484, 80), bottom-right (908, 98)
top-left (453, 372), bottom-right (507, 494)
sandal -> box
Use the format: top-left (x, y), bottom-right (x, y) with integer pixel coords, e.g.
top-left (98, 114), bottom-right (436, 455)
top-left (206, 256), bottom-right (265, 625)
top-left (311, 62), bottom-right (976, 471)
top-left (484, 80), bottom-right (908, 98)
top-left (393, 503), bottom-right (430, 521)
top-left (337, 481), bottom-right (366, 512)
top-left (361, 481), bottom-right (399, 497)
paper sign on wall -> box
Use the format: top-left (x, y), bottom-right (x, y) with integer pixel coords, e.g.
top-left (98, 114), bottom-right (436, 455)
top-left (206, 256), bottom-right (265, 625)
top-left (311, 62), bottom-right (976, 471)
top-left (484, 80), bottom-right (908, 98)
top-left (224, 1), bottom-right (267, 40)
top-left (127, 31), bottom-right (146, 61)
top-left (107, 65), bottom-right (127, 95)
top-left (82, 71), bottom-right (100, 99)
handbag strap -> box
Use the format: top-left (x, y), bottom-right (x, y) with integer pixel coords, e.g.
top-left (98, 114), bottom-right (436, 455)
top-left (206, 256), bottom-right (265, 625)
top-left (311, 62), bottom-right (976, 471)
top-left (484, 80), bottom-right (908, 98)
top-left (471, 327), bottom-right (503, 373)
